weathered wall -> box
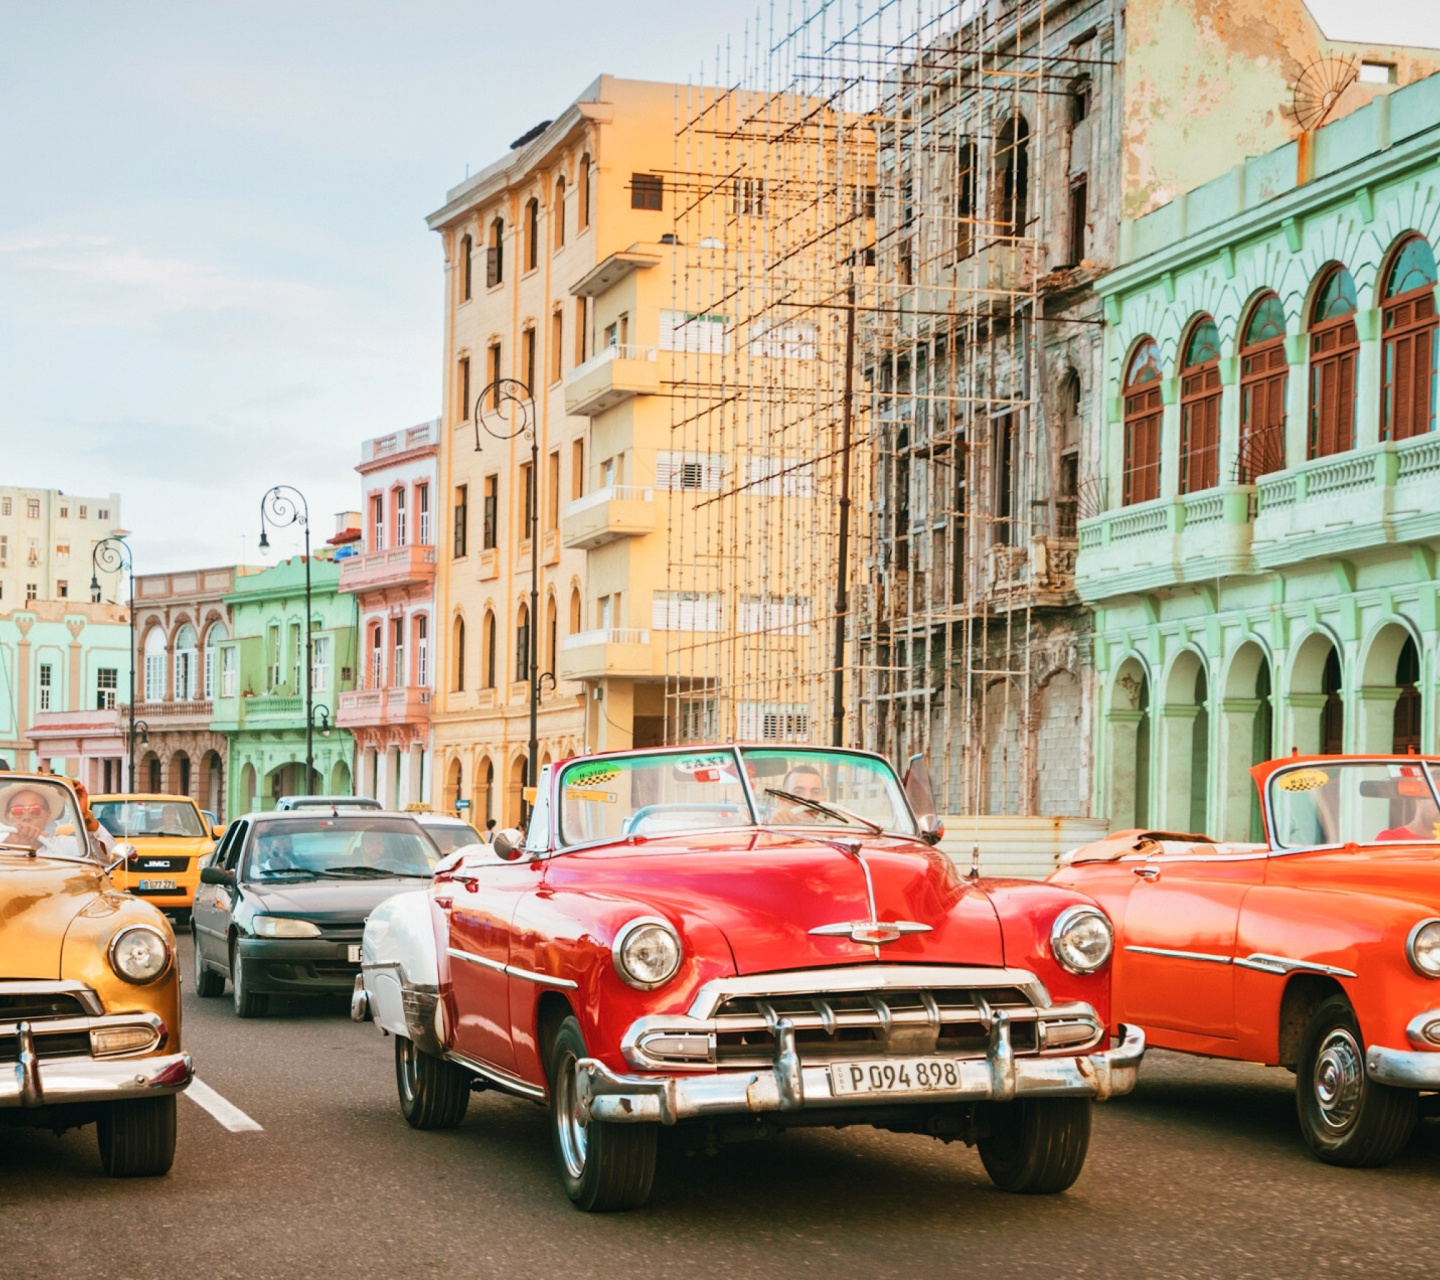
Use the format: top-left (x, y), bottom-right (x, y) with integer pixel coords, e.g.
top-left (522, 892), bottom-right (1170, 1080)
top-left (1124, 0), bottom-right (1440, 219)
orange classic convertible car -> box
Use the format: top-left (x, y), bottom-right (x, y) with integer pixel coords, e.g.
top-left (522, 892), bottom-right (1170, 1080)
top-left (1052, 754), bottom-right (1440, 1168)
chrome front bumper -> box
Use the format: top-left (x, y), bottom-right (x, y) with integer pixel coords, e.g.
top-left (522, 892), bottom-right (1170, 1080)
top-left (577, 1020), bottom-right (1145, 1126)
top-left (2, 1027), bottom-right (192, 1110)
top-left (1366, 1008), bottom-right (1440, 1087)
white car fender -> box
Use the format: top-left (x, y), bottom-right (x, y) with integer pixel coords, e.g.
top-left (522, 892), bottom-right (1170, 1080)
top-left (362, 889), bottom-right (441, 1049)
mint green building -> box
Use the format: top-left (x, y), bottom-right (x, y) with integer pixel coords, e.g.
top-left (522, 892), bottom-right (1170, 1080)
top-left (211, 554), bottom-right (358, 814)
top-left (1079, 73), bottom-right (1440, 840)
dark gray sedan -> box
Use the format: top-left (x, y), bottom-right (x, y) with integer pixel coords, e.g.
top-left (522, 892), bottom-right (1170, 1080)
top-left (192, 811), bottom-right (438, 1017)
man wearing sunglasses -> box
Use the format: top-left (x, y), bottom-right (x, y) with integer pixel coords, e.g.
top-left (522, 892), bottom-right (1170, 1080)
top-left (0, 784), bottom-right (63, 853)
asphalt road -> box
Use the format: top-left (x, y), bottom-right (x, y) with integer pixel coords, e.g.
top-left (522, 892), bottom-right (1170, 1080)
top-left (3, 936), bottom-right (1438, 1280)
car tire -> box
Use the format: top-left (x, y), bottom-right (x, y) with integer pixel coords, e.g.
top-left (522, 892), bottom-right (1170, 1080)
top-left (1296, 994), bottom-right (1416, 1167)
top-left (395, 1034), bottom-right (470, 1129)
top-left (547, 1014), bottom-right (656, 1212)
top-left (230, 940), bottom-right (269, 1018)
top-left (977, 1097), bottom-right (1091, 1194)
top-left (192, 925), bottom-right (224, 998)
top-left (96, 1095), bottom-right (177, 1177)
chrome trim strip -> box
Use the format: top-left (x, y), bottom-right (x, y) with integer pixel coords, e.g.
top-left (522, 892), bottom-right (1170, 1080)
top-left (445, 946), bottom-right (577, 990)
top-left (685, 965), bottom-right (1051, 1021)
top-left (0, 980), bottom-right (104, 1016)
top-left (444, 1049), bottom-right (546, 1100)
top-left (1124, 945), bottom-right (1232, 965)
top-left (1233, 953), bottom-right (1357, 979)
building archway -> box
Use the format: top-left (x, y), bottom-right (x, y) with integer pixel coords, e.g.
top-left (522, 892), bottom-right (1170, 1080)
top-left (201, 750), bottom-right (224, 818)
top-left (444, 756), bottom-right (463, 814)
top-left (1105, 657), bottom-right (1150, 830)
top-left (1358, 621), bottom-right (1421, 753)
top-left (168, 751), bottom-right (191, 798)
top-left (1285, 631), bottom-right (1343, 755)
top-left (507, 754), bottom-right (526, 827)
top-left (1157, 650), bottom-right (1208, 831)
top-left (239, 762), bottom-right (257, 813)
top-left (331, 759), bottom-right (352, 795)
top-left (1218, 641), bottom-right (1273, 841)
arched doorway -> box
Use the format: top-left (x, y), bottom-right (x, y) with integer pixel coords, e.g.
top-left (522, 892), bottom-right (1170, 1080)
top-left (331, 759), bottom-right (352, 795)
top-left (239, 763), bottom-right (256, 814)
top-left (1394, 637), bottom-right (1422, 753)
top-left (202, 750), bottom-right (223, 818)
top-left (1219, 642), bottom-right (1273, 841)
top-left (1158, 650), bottom-right (1207, 831)
top-left (507, 755), bottom-right (526, 827)
top-left (444, 756), bottom-right (462, 814)
top-left (1286, 632), bottom-right (1343, 756)
top-left (1105, 658), bottom-right (1150, 830)
top-left (1357, 622), bottom-right (1421, 753)
top-left (168, 751), bottom-right (191, 798)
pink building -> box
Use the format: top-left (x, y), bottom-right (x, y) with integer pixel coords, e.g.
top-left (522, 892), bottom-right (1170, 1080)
top-left (335, 420), bottom-right (437, 808)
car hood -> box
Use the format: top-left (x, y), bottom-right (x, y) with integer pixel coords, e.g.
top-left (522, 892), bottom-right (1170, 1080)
top-left (0, 854), bottom-right (105, 978)
top-left (242, 876), bottom-right (427, 924)
top-left (123, 836), bottom-right (212, 856)
top-left (1267, 844), bottom-right (1440, 908)
top-left (548, 831), bottom-right (1004, 974)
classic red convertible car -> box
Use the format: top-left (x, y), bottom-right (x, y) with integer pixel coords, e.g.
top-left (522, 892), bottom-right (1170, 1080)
top-left (356, 745), bottom-right (1143, 1210)
top-left (1052, 753), bottom-right (1440, 1168)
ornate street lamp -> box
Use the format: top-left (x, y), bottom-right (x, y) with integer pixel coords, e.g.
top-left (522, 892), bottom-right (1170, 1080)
top-left (311, 703), bottom-right (332, 738)
top-left (90, 537), bottom-right (138, 789)
top-left (258, 486), bottom-right (315, 796)
top-left (475, 377), bottom-right (540, 818)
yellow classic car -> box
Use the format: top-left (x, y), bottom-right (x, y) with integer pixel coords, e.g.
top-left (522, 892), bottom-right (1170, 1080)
top-left (90, 792), bottom-right (220, 917)
top-left (1, 774), bottom-right (192, 1175)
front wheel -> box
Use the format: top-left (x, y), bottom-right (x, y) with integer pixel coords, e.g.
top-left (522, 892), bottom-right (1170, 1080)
top-left (193, 926), bottom-right (224, 998)
top-left (977, 1097), bottom-right (1091, 1194)
top-left (1296, 995), bottom-right (1416, 1167)
top-left (548, 1015), bottom-right (656, 1211)
top-left (395, 1035), bottom-right (470, 1129)
top-left (97, 1096), bottom-right (177, 1177)
top-left (230, 941), bottom-right (269, 1018)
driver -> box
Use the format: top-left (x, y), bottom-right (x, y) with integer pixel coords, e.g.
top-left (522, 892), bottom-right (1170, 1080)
top-left (771, 764), bottom-right (828, 825)
top-left (160, 803), bottom-right (189, 835)
top-left (0, 783), bottom-right (63, 852)
top-left (255, 832), bottom-right (299, 873)
top-left (356, 830), bottom-right (390, 865)
top-left (1377, 794), bottom-right (1440, 842)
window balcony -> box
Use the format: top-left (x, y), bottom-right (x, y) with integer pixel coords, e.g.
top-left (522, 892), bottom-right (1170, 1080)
top-left (337, 544), bottom-right (436, 594)
top-left (134, 699), bottom-right (213, 725)
top-left (563, 345), bottom-right (658, 417)
top-left (337, 686), bottom-right (432, 729)
top-left (1075, 485), bottom-right (1257, 602)
top-left (557, 628), bottom-right (654, 681)
top-left (561, 485), bottom-right (656, 550)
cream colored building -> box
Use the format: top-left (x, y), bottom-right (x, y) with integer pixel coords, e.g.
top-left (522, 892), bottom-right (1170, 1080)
top-left (0, 486), bottom-right (124, 607)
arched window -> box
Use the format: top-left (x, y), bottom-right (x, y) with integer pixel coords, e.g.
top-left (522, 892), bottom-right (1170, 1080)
top-left (394, 486), bottom-right (407, 546)
top-left (369, 623), bottom-right (383, 689)
top-left (414, 614), bottom-right (429, 687)
top-left (1179, 317), bottom-right (1221, 494)
top-left (1381, 235), bottom-right (1438, 441)
top-left (1122, 338), bottom-right (1163, 505)
top-left (569, 587), bottom-right (581, 634)
top-left (487, 217), bottom-right (504, 287)
top-left (1309, 265), bottom-right (1359, 458)
top-left (1238, 294), bottom-right (1288, 482)
top-left (578, 154), bottom-right (591, 228)
top-left (170, 624), bottom-right (196, 701)
top-left (144, 627), bottom-right (167, 702)
top-left (451, 616), bottom-right (466, 692)
top-left (483, 609), bottom-right (497, 689)
top-left (203, 621), bottom-right (228, 700)
top-left (525, 197), bottom-right (539, 272)
top-left (515, 603), bottom-right (531, 683)
top-left (995, 116), bottom-right (1029, 238)
top-left (459, 232), bottom-right (472, 302)
top-left (553, 176), bottom-right (566, 250)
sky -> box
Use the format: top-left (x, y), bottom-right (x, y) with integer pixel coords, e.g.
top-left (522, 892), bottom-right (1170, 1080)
top-left (2, 2), bottom-right (1436, 575)
top-left (0, 1), bottom-right (759, 570)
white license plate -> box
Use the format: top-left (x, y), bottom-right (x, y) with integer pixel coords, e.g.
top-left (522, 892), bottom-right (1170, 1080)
top-left (347, 945), bottom-right (362, 963)
top-left (830, 1057), bottom-right (968, 1096)
top-left (139, 879), bottom-right (177, 891)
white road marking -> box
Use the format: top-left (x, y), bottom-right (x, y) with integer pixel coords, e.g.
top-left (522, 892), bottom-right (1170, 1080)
top-left (184, 1077), bottom-right (263, 1132)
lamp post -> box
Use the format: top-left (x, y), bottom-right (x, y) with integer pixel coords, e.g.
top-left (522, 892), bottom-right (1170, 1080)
top-left (90, 537), bottom-right (137, 789)
top-left (258, 486), bottom-right (314, 797)
top-left (475, 377), bottom-right (540, 818)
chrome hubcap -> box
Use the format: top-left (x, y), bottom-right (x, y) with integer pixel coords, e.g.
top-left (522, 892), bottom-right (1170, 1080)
top-left (555, 1050), bottom-right (588, 1179)
top-left (1314, 1028), bottom-right (1364, 1132)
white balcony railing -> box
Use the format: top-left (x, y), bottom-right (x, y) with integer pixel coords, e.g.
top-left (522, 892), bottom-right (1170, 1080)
top-left (561, 628), bottom-right (651, 650)
top-left (565, 343), bottom-right (657, 385)
top-left (564, 484), bottom-right (654, 517)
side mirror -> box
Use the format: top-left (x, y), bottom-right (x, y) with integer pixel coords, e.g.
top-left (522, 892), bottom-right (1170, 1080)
top-left (105, 842), bottom-right (135, 874)
top-left (491, 827), bottom-right (525, 861)
top-left (917, 813), bottom-right (945, 847)
top-left (213, 825), bottom-right (226, 840)
top-left (200, 866), bottom-right (235, 886)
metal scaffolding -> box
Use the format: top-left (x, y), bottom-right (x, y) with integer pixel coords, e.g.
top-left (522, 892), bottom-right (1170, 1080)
top-left (664, 0), bottom-right (1098, 816)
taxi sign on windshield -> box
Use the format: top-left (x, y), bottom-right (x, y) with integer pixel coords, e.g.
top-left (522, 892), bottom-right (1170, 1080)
top-left (675, 753), bottom-right (738, 784)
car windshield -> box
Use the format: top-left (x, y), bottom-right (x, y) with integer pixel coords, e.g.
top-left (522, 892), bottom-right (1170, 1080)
top-left (0, 777), bottom-right (89, 860)
top-left (423, 822), bottom-right (484, 856)
top-left (93, 799), bottom-right (206, 838)
top-left (243, 817), bottom-right (440, 881)
top-left (556, 747), bottom-right (915, 846)
top-left (1268, 760), bottom-right (1440, 849)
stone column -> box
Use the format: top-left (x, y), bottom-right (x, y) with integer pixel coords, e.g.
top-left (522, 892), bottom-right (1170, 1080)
top-left (1217, 697), bottom-right (1261, 842)
top-left (1356, 686), bottom-right (1402, 754)
top-left (1281, 692), bottom-right (1326, 757)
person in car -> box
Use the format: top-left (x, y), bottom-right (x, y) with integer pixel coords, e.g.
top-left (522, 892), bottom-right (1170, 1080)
top-left (255, 832), bottom-right (300, 874)
top-left (0, 783), bottom-right (62, 851)
top-left (1377, 793), bottom-right (1440, 842)
top-left (770, 763), bottom-right (830, 825)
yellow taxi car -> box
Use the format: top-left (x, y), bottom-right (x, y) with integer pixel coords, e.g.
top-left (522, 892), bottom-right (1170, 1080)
top-left (90, 793), bottom-right (220, 918)
top-left (0, 773), bottom-right (191, 1174)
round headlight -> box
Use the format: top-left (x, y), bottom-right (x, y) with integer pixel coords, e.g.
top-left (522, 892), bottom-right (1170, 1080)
top-left (613, 917), bottom-right (682, 990)
top-left (252, 916), bottom-right (322, 939)
top-left (108, 925), bottom-right (171, 984)
top-left (1050, 905), bottom-right (1114, 975)
top-left (1407, 918), bottom-right (1440, 977)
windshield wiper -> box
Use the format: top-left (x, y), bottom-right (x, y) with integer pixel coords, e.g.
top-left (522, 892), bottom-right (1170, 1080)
top-left (764, 789), bottom-right (884, 834)
top-left (255, 868), bottom-right (320, 880)
top-left (320, 865), bottom-right (414, 879)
